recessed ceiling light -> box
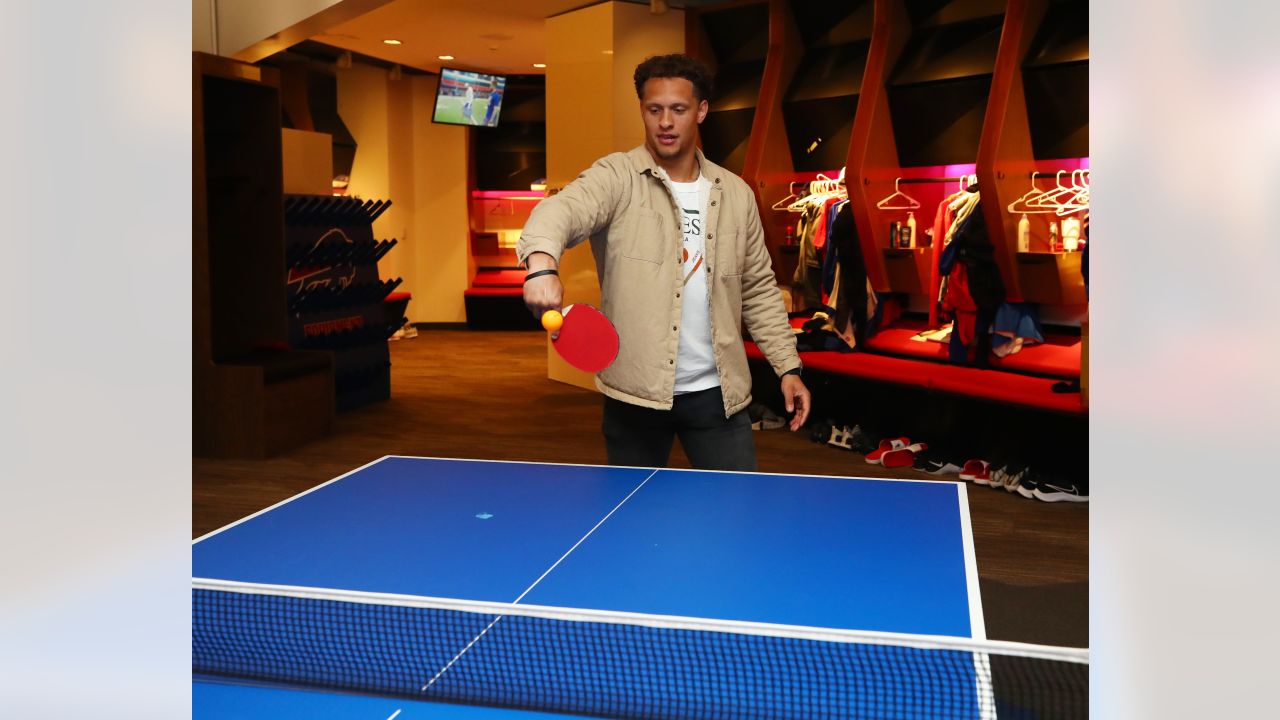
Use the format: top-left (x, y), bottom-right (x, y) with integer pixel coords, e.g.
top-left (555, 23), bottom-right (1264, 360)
top-left (438, 55), bottom-right (454, 60)
top-left (383, 39), bottom-right (402, 45)
top-left (533, 63), bottom-right (546, 68)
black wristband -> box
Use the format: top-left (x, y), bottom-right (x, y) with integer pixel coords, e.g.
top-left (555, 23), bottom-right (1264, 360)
top-left (524, 269), bottom-right (559, 283)
top-left (783, 368), bottom-right (802, 378)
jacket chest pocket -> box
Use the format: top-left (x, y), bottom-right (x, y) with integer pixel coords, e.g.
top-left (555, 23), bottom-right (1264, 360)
top-left (620, 208), bottom-right (668, 265)
top-left (716, 230), bottom-right (743, 276)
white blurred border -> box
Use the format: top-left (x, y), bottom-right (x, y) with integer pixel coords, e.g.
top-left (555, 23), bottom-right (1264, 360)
top-left (1, 0), bottom-right (1277, 717)
top-left (0, 1), bottom-right (191, 716)
top-left (1093, 0), bottom-right (1280, 717)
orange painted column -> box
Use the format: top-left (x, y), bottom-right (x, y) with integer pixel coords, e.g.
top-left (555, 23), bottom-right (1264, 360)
top-left (743, 0), bottom-right (804, 286)
top-left (845, 0), bottom-right (911, 294)
top-left (976, 0), bottom-right (1086, 307)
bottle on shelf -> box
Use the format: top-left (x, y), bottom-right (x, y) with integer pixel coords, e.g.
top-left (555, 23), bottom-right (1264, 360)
top-left (889, 221), bottom-right (900, 248)
top-left (1048, 221), bottom-right (1060, 253)
top-left (903, 212), bottom-right (917, 249)
top-left (1062, 215), bottom-right (1081, 252)
top-left (1018, 213), bottom-right (1031, 252)
top-left (784, 224), bottom-right (795, 247)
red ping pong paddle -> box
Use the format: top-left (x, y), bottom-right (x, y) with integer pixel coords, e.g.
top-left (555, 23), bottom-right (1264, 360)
top-left (549, 304), bottom-right (619, 373)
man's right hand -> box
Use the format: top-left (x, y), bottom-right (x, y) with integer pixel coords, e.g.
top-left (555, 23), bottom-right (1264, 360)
top-left (523, 252), bottom-right (564, 335)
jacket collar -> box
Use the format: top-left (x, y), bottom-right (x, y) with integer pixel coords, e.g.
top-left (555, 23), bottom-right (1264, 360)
top-left (626, 145), bottom-right (724, 186)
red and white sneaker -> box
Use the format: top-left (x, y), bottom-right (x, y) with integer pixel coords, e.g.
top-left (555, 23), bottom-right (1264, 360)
top-left (959, 459), bottom-right (990, 483)
top-left (865, 437), bottom-right (910, 465)
top-left (881, 443), bottom-right (929, 469)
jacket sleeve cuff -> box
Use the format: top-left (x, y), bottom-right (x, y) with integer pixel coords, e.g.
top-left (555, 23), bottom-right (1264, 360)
top-left (516, 237), bottom-right (562, 268)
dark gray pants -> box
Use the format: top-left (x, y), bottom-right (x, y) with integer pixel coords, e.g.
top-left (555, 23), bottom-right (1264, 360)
top-left (602, 386), bottom-right (757, 471)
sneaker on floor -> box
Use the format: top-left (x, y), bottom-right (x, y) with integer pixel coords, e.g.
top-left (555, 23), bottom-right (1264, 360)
top-left (756, 407), bottom-right (787, 431)
top-left (826, 425), bottom-right (853, 449)
top-left (914, 449), bottom-right (963, 475)
top-left (1034, 479), bottom-right (1089, 503)
top-left (977, 464), bottom-right (1004, 488)
top-left (847, 425), bottom-right (878, 454)
top-left (810, 420), bottom-right (835, 444)
top-left (1016, 470), bottom-right (1041, 499)
top-left (959, 459), bottom-right (990, 483)
top-left (866, 437), bottom-right (910, 465)
top-left (881, 443), bottom-right (928, 469)
top-left (999, 463), bottom-right (1030, 493)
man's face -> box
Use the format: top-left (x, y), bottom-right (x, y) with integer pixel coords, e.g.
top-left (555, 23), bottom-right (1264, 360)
top-left (640, 77), bottom-right (709, 163)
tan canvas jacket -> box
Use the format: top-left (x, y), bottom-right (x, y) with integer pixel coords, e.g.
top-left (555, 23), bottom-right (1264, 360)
top-left (517, 145), bottom-right (801, 417)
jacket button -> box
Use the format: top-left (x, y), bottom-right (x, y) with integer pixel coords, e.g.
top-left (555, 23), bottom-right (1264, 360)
top-left (673, 325), bottom-right (678, 331)
top-left (708, 234), bottom-right (713, 239)
top-left (711, 201), bottom-right (717, 206)
top-left (676, 292), bottom-right (680, 298)
top-left (669, 359), bottom-right (674, 365)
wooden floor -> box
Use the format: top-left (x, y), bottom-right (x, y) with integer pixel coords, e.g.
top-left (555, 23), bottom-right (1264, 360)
top-left (194, 329), bottom-right (1088, 647)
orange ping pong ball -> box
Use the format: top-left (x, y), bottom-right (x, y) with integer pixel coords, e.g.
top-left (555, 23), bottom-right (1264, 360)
top-left (541, 310), bottom-right (564, 333)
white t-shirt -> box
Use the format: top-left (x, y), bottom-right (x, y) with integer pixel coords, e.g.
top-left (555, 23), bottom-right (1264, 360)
top-left (669, 175), bottom-right (719, 394)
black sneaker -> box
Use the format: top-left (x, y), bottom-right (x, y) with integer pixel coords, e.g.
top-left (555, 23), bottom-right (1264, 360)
top-left (999, 462), bottom-right (1030, 493)
top-left (810, 420), bottom-right (835, 444)
top-left (752, 406), bottom-right (787, 431)
top-left (1016, 470), bottom-right (1041, 499)
top-left (914, 449), bottom-right (963, 475)
top-left (847, 426), bottom-right (878, 454)
top-left (1034, 479), bottom-right (1089, 503)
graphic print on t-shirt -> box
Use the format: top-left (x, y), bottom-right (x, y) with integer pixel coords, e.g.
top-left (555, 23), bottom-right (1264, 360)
top-left (670, 175), bottom-right (718, 394)
top-left (682, 207), bottom-right (705, 285)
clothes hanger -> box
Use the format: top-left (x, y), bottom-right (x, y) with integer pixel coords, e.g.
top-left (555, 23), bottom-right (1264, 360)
top-left (806, 176), bottom-right (845, 202)
top-left (777, 174), bottom-right (833, 212)
top-left (1007, 173), bottom-right (1049, 213)
top-left (772, 181), bottom-right (804, 211)
top-left (1029, 170), bottom-right (1078, 209)
top-left (785, 178), bottom-right (832, 212)
top-left (876, 178), bottom-right (920, 210)
top-left (1043, 170), bottom-right (1088, 214)
top-left (1055, 171), bottom-right (1090, 215)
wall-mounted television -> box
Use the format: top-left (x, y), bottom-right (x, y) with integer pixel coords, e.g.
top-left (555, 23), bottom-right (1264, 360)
top-left (433, 68), bottom-right (507, 127)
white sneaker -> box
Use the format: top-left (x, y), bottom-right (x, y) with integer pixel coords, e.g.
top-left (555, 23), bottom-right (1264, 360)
top-left (827, 425), bottom-right (853, 449)
top-left (1034, 481), bottom-right (1089, 503)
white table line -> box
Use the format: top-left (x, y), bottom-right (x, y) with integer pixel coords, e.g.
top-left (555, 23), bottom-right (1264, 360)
top-left (420, 468), bottom-right (660, 693)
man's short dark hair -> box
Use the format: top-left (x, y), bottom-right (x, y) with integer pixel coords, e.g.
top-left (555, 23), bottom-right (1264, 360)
top-left (634, 54), bottom-right (714, 102)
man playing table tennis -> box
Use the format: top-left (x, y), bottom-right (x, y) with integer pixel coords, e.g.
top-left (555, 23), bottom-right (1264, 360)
top-left (519, 53), bottom-right (809, 472)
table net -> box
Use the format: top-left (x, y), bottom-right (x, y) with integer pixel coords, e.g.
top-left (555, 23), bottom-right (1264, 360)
top-left (193, 580), bottom-right (1087, 719)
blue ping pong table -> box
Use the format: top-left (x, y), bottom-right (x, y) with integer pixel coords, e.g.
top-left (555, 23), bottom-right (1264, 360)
top-left (193, 456), bottom-right (986, 718)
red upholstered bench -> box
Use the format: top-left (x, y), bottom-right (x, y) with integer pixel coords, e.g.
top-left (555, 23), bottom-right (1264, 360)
top-left (464, 286), bottom-right (524, 298)
top-left (464, 268), bottom-right (538, 329)
top-left (748, 342), bottom-right (933, 390)
top-left (745, 340), bottom-right (1085, 415)
top-left (927, 362), bottom-right (1084, 414)
top-left (862, 318), bottom-right (1081, 380)
top-left (470, 269), bottom-right (527, 288)
top-left (384, 292), bottom-right (412, 327)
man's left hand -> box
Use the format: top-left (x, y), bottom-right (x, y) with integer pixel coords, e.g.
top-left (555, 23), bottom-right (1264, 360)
top-left (780, 374), bottom-right (811, 432)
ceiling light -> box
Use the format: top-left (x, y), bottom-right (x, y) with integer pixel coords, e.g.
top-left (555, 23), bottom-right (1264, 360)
top-left (383, 39), bottom-right (402, 45)
top-left (533, 63), bottom-right (546, 68)
top-left (438, 55), bottom-right (454, 60)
